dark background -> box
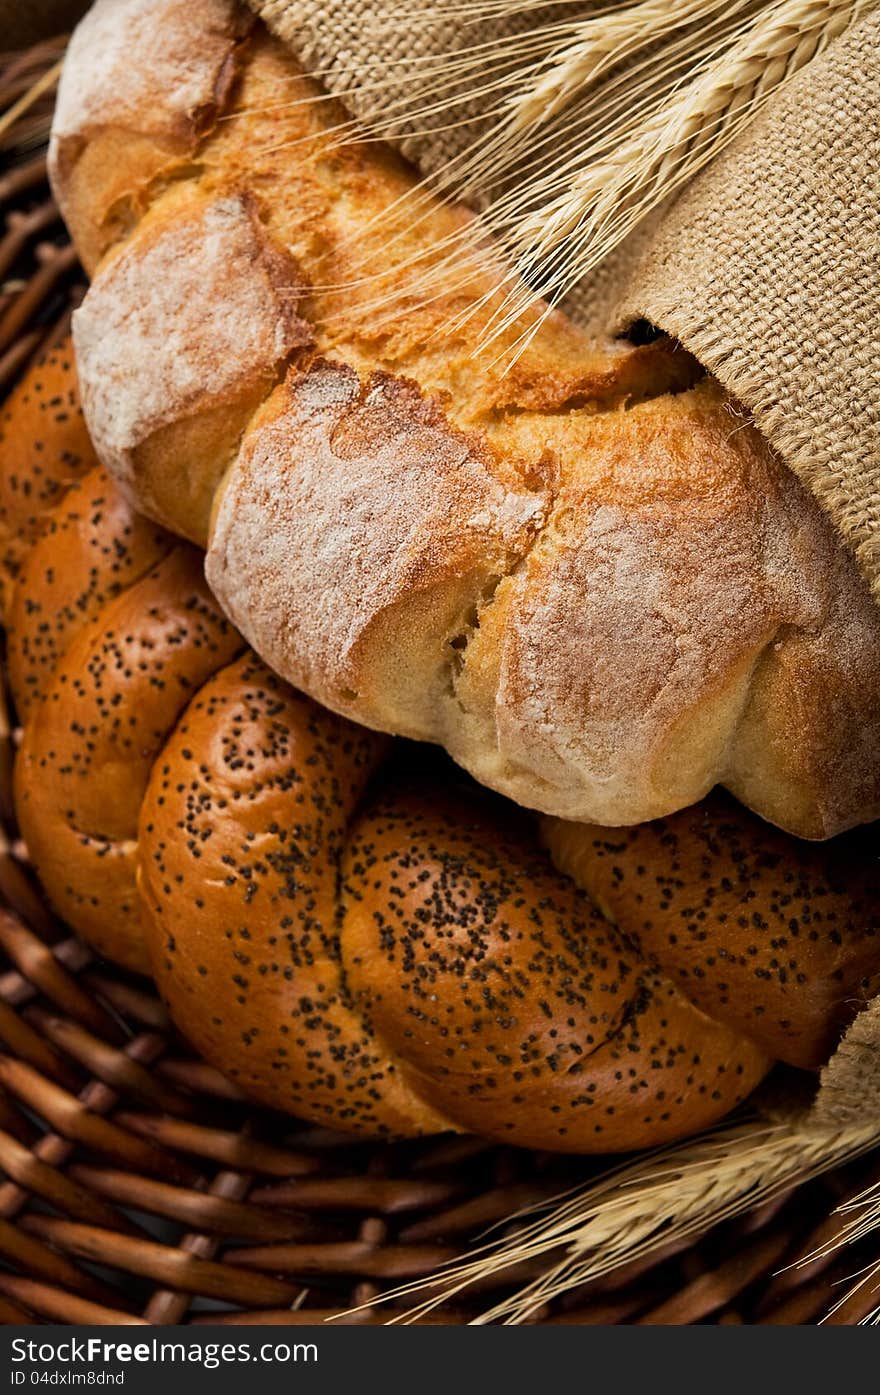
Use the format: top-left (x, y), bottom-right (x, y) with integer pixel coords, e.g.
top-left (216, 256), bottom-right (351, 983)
top-left (2, 1), bottom-right (90, 47)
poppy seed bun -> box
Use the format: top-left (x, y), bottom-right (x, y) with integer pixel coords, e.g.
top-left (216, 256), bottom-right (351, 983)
top-left (138, 664), bottom-right (768, 1149)
top-left (0, 344), bottom-right (97, 621)
top-left (14, 548), bottom-right (242, 973)
top-left (543, 801), bottom-right (880, 1070)
top-left (7, 464), bottom-right (172, 719)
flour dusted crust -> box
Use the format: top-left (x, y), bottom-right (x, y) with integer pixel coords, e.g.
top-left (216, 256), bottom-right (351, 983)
top-left (210, 363), bottom-right (880, 829)
top-left (54, 2), bottom-right (880, 838)
top-left (462, 389), bottom-right (879, 825)
top-left (49, 0), bottom-right (253, 269)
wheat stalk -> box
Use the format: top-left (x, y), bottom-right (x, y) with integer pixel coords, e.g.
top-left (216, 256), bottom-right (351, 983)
top-left (783, 1168), bottom-right (880, 1323)
top-left (0, 57), bottom-right (61, 142)
top-left (260, 6), bottom-right (752, 326)
top-left (338, 1115), bottom-right (880, 1324)
top-left (258, 0), bottom-right (872, 362)
top-left (506, 0), bottom-right (753, 133)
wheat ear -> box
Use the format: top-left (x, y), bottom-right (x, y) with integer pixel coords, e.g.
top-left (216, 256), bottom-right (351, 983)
top-left (486, 0), bottom-right (872, 346)
top-left (506, 0), bottom-right (752, 134)
top-left (783, 1167), bottom-right (880, 1323)
top-left (257, 4), bottom-right (756, 335)
top-left (339, 1115), bottom-right (880, 1324)
top-left (0, 57), bottom-right (61, 142)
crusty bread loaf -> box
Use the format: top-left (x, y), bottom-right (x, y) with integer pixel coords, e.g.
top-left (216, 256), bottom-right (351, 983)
top-left (50, 0), bottom-right (880, 839)
top-left (5, 347), bottom-right (880, 1151)
top-left (142, 674), bottom-right (768, 1150)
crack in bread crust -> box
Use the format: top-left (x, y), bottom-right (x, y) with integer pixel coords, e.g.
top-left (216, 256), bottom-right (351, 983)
top-left (72, 187), bottom-right (313, 541)
top-left (49, 0), bottom-right (255, 270)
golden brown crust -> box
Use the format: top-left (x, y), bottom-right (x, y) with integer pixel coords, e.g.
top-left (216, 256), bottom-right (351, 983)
top-left (723, 611), bottom-right (880, 840)
top-left (544, 797), bottom-right (880, 1069)
top-left (207, 358), bottom-right (548, 731)
top-left (134, 653), bottom-right (768, 1148)
top-left (53, 7), bottom-right (880, 839)
top-left (0, 342), bottom-right (97, 621)
top-left (7, 465), bottom-right (172, 719)
top-left (458, 386), bottom-right (880, 834)
top-left (15, 5), bottom-right (880, 1147)
top-left (138, 654), bottom-right (450, 1136)
top-left (72, 186), bottom-right (313, 541)
top-left (48, 0), bottom-right (254, 272)
top-left (3, 351), bottom-right (876, 1152)
top-left (14, 549), bottom-right (242, 973)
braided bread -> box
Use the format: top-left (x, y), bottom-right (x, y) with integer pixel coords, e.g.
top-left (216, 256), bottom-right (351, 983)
top-left (5, 350), bottom-right (880, 1151)
top-left (49, 0), bottom-right (880, 840)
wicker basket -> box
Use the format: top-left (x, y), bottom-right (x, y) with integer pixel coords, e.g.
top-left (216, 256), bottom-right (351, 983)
top-left (1, 36), bottom-right (879, 1329)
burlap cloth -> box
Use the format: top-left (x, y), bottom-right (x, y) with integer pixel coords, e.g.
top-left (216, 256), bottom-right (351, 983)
top-left (7, 0), bottom-right (879, 1124)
